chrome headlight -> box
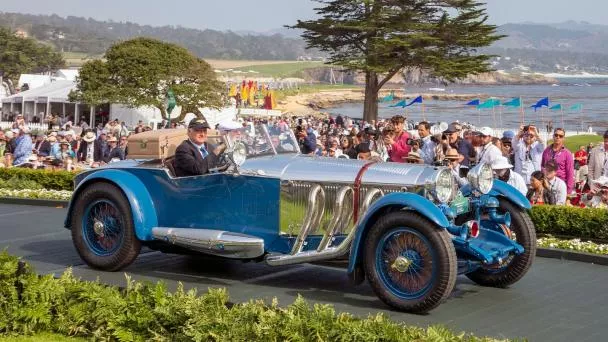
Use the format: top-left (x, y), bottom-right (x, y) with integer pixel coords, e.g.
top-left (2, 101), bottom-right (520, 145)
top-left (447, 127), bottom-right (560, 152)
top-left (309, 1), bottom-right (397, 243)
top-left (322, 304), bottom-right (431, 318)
top-left (467, 163), bottom-right (494, 194)
top-left (232, 141), bottom-right (247, 166)
top-left (434, 168), bottom-right (454, 203)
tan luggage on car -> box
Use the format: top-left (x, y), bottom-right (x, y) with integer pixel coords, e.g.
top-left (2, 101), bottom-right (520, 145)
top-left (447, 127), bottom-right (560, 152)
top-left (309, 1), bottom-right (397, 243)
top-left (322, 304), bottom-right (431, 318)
top-left (127, 128), bottom-right (221, 160)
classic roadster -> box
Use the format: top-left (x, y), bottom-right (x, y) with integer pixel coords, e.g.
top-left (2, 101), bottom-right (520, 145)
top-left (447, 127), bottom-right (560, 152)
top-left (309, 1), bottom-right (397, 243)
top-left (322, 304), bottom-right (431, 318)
top-left (65, 124), bottom-right (535, 313)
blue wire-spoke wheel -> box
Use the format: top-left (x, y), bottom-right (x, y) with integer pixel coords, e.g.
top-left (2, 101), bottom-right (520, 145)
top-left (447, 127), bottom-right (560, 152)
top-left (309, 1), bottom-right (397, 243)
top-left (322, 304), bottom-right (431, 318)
top-left (364, 212), bottom-right (457, 313)
top-left (71, 183), bottom-right (141, 271)
top-left (82, 199), bottom-right (125, 256)
top-left (376, 228), bottom-right (437, 300)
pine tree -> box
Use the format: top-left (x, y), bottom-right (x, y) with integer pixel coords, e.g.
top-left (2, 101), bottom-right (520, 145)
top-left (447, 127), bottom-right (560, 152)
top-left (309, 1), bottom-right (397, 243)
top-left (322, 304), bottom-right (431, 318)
top-left (290, 0), bottom-right (503, 121)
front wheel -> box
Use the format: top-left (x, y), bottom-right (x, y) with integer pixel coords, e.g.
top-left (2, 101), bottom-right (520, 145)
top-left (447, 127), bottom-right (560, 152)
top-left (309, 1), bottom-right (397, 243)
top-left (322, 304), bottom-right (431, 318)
top-left (71, 182), bottom-right (141, 271)
top-left (363, 211), bottom-right (457, 313)
top-left (466, 198), bottom-right (536, 287)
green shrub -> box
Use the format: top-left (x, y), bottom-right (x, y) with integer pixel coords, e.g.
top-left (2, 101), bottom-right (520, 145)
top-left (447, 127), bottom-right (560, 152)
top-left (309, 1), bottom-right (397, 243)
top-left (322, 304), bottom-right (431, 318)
top-left (530, 205), bottom-right (608, 240)
top-left (0, 252), bottom-right (500, 341)
top-left (0, 168), bottom-right (75, 191)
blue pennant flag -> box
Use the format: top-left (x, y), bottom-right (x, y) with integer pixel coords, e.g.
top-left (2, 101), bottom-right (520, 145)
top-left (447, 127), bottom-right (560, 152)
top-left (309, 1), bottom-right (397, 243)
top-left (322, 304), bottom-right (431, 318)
top-left (389, 100), bottom-right (407, 108)
top-left (503, 97), bottom-right (521, 107)
top-left (477, 98), bottom-right (501, 109)
top-left (406, 95), bottom-right (423, 107)
top-left (465, 99), bottom-right (480, 106)
top-left (531, 97), bottom-right (549, 111)
top-left (379, 91), bottom-right (395, 103)
top-left (570, 103), bottom-right (583, 111)
top-left (550, 104), bottom-right (562, 110)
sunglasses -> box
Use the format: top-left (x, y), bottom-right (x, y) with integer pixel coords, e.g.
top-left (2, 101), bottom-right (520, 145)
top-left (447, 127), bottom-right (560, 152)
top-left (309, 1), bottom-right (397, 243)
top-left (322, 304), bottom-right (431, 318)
top-left (554, 134), bottom-right (564, 138)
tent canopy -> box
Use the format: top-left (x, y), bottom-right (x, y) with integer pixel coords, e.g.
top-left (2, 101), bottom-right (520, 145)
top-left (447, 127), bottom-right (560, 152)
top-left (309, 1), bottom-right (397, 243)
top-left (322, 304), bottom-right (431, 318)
top-left (1, 80), bottom-right (76, 103)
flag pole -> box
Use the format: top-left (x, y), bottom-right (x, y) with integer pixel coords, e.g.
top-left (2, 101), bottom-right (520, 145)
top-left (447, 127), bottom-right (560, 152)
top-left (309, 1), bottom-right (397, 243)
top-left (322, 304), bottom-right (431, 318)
top-left (561, 106), bottom-right (564, 130)
top-left (422, 102), bottom-right (426, 121)
top-left (520, 97), bottom-right (525, 126)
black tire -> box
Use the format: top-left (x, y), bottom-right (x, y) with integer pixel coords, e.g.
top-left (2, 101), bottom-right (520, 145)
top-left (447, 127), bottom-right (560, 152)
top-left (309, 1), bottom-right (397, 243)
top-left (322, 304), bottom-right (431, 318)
top-left (363, 211), bottom-right (457, 313)
top-left (466, 198), bottom-right (536, 287)
top-left (71, 182), bottom-right (141, 271)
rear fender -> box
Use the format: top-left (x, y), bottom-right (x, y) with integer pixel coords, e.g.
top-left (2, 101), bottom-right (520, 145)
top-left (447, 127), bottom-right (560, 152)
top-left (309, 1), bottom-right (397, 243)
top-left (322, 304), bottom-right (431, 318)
top-left (64, 169), bottom-right (158, 241)
top-left (347, 192), bottom-right (450, 274)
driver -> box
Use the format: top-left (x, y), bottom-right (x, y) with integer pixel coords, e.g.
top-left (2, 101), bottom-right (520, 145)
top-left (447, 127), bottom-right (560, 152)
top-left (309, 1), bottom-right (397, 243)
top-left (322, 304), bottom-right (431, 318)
top-left (174, 119), bottom-right (226, 177)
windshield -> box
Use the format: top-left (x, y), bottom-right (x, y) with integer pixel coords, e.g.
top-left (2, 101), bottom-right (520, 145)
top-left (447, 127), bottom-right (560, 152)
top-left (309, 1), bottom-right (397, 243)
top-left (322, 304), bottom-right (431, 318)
top-left (222, 124), bottom-right (300, 158)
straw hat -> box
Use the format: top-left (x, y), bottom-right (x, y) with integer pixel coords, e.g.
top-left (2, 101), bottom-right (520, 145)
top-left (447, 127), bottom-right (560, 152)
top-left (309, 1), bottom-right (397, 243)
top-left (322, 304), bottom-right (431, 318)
top-left (107, 136), bottom-right (118, 143)
top-left (444, 149), bottom-right (460, 161)
top-left (592, 176), bottom-right (608, 188)
top-left (83, 131), bottom-right (96, 143)
top-left (59, 140), bottom-right (70, 147)
top-left (47, 136), bottom-right (57, 143)
top-left (406, 150), bottom-right (423, 163)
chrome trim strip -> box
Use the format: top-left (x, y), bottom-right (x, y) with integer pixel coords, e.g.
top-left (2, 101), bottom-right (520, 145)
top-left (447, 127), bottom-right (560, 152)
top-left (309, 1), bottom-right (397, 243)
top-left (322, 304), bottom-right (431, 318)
top-left (152, 227), bottom-right (265, 259)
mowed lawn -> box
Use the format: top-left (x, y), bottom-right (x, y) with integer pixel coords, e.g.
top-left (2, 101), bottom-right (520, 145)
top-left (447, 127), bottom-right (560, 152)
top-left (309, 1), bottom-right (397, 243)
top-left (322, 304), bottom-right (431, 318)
top-left (230, 61), bottom-right (326, 77)
top-left (547, 134), bottom-right (604, 152)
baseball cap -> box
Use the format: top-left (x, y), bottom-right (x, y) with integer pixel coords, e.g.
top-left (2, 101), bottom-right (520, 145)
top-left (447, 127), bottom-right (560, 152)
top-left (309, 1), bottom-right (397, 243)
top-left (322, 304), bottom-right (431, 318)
top-left (188, 119), bottom-right (210, 130)
top-left (502, 130), bottom-right (515, 140)
top-left (476, 127), bottom-right (494, 137)
top-left (443, 123), bottom-right (461, 134)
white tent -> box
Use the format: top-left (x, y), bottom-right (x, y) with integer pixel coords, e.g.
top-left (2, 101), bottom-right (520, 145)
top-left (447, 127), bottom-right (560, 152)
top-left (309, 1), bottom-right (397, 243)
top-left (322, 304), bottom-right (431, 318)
top-left (18, 74), bottom-right (52, 90)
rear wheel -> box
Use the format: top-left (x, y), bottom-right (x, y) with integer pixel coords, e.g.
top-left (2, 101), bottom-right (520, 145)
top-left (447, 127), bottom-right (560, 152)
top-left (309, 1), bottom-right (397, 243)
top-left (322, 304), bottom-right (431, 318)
top-left (363, 212), bottom-right (457, 313)
top-left (71, 183), bottom-right (141, 271)
top-left (466, 199), bottom-right (536, 287)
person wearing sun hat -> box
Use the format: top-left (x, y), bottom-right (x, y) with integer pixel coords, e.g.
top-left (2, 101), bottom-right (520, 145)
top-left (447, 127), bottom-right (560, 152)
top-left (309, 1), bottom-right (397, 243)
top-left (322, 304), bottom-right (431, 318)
top-left (55, 140), bottom-right (75, 161)
top-left (582, 176), bottom-right (608, 208)
top-left (77, 130), bottom-right (103, 163)
top-left (491, 156), bottom-right (527, 195)
top-left (103, 136), bottom-right (125, 163)
top-left (11, 126), bottom-right (33, 166)
top-left (405, 150), bottom-right (424, 164)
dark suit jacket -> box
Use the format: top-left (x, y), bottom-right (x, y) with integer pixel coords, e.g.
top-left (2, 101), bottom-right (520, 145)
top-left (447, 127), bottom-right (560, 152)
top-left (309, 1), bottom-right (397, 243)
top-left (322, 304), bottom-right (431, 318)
top-left (77, 140), bottom-right (104, 162)
top-left (35, 141), bottom-right (51, 156)
top-left (174, 140), bottom-right (219, 177)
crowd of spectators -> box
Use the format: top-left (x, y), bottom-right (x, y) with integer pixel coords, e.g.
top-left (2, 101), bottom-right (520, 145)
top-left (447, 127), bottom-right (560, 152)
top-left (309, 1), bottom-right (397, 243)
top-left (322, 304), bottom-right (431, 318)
top-left (261, 114), bottom-right (608, 209)
top-left (0, 114), bottom-right (143, 170)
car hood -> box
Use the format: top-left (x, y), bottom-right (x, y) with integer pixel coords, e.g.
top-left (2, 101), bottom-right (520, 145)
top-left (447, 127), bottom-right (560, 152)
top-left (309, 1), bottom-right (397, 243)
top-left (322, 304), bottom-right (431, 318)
top-left (241, 154), bottom-right (445, 188)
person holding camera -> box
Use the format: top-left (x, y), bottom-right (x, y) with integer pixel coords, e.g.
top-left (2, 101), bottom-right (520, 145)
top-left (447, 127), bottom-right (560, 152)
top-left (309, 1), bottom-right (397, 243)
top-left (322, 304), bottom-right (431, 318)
top-left (415, 121), bottom-right (436, 165)
top-left (513, 125), bottom-right (544, 184)
top-left (384, 115), bottom-right (411, 163)
top-left (441, 123), bottom-right (475, 167)
top-left (474, 127), bottom-right (502, 166)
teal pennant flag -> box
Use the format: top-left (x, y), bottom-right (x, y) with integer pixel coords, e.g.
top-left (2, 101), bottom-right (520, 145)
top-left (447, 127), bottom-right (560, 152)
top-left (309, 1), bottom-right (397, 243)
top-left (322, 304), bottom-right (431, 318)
top-left (550, 104), bottom-right (562, 110)
top-left (503, 97), bottom-right (521, 107)
top-left (379, 91), bottom-right (395, 103)
top-left (477, 98), bottom-right (501, 109)
top-left (570, 104), bottom-right (583, 111)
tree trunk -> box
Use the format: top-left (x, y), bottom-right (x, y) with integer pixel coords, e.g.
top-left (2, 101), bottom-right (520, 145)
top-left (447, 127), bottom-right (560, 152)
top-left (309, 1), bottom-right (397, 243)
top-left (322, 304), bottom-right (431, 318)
top-left (363, 71), bottom-right (379, 122)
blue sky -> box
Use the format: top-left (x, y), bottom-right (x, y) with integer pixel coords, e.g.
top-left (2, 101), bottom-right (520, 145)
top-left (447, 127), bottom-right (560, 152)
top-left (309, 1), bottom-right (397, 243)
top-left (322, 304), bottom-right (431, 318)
top-left (0, 0), bottom-right (603, 32)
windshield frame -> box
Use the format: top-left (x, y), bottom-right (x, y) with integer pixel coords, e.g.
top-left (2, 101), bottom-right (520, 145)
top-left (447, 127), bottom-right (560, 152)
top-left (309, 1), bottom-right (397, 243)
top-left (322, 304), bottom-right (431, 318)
top-left (222, 124), bottom-right (300, 158)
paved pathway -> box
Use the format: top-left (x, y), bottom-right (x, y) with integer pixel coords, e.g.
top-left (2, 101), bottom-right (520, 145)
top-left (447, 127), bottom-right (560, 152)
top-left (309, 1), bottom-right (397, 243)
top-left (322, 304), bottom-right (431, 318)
top-left (1, 203), bottom-right (607, 341)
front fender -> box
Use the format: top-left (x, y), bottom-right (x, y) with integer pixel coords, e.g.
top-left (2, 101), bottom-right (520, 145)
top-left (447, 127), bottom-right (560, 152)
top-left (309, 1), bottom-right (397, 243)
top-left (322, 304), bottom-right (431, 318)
top-left (347, 192), bottom-right (450, 274)
top-left (460, 180), bottom-right (531, 210)
top-left (64, 169), bottom-right (158, 241)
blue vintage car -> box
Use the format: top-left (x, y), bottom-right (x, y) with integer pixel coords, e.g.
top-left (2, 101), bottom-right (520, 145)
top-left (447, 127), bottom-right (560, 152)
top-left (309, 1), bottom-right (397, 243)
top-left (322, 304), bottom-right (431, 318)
top-left (65, 124), bottom-right (535, 313)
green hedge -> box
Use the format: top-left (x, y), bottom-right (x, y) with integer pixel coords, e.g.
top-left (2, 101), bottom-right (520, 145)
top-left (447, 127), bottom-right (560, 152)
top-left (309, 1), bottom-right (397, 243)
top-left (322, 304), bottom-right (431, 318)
top-left (0, 253), bottom-right (499, 342)
top-left (0, 168), bottom-right (75, 191)
top-left (530, 205), bottom-right (608, 241)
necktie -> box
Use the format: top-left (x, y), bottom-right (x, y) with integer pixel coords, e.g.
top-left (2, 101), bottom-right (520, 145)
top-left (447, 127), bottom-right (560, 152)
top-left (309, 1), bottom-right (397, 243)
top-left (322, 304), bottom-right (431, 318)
top-left (200, 146), bottom-right (208, 158)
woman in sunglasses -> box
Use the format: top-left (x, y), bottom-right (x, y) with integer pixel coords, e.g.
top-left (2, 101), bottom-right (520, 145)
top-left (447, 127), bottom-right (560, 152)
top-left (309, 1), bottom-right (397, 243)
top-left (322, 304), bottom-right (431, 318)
top-left (513, 125), bottom-right (544, 185)
top-left (541, 128), bottom-right (575, 194)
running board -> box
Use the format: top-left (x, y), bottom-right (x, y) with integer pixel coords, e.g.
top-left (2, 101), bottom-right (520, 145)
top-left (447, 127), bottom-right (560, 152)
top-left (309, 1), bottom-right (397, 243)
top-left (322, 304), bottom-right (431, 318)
top-left (152, 227), bottom-right (265, 259)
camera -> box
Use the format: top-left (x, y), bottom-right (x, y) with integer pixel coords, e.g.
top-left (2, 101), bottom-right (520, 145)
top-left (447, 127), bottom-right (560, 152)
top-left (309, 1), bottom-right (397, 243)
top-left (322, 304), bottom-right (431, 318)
top-left (406, 138), bottom-right (424, 148)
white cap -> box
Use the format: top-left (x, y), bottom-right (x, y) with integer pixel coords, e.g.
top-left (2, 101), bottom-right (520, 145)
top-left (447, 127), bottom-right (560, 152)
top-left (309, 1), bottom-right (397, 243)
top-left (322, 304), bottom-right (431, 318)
top-left (593, 176), bottom-right (608, 188)
top-left (477, 127), bottom-right (494, 137)
top-left (491, 156), bottom-right (513, 170)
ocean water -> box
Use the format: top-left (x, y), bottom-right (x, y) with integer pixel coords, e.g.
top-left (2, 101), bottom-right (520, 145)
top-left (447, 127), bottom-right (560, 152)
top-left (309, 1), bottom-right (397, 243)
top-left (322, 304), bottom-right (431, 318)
top-left (327, 78), bottom-right (608, 133)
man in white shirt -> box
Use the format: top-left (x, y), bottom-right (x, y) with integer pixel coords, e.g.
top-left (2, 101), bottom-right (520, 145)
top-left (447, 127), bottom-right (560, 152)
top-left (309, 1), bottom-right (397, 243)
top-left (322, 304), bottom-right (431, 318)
top-left (544, 160), bottom-right (567, 205)
top-left (587, 130), bottom-right (608, 187)
top-left (415, 121), bottom-right (436, 165)
top-left (491, 156), bottom-right (528, 196)
top-left (512, 125), bottom-right (544, 184)
top-left (475, 127), bottom-right (502, 166)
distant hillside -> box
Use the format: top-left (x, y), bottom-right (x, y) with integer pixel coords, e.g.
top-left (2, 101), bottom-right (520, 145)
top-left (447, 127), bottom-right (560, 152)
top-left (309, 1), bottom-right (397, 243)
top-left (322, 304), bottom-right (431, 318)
top-left (0, 12), bottom-right (318, 60)
top-left (3, 11), bottom-right (608, 75)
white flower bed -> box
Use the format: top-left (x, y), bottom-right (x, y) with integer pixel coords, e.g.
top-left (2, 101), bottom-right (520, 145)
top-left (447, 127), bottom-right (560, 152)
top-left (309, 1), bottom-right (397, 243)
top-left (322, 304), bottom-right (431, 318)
top-left (538, 236), bottom-right (608, 256)
top-left (0, 188), bottom-right (73, 201)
